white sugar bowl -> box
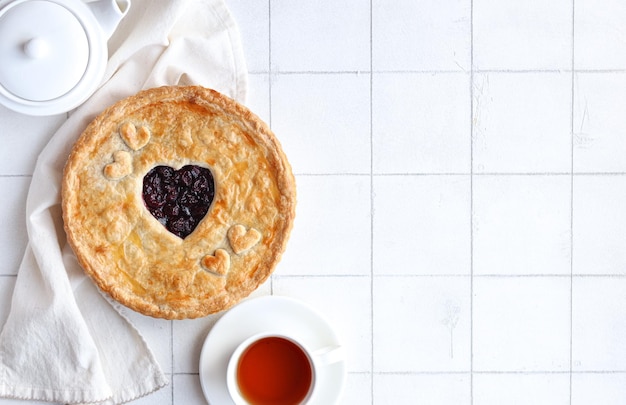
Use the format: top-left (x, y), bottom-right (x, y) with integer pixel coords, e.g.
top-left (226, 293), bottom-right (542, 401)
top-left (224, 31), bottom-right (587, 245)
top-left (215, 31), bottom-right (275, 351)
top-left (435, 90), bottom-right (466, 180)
top-left (0, 0), bottom-right (130, 115)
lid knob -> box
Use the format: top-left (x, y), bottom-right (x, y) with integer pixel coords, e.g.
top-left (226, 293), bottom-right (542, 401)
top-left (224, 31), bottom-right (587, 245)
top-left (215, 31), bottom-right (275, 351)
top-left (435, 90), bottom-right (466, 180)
top-left (23, 37), bottom-right (49, 59)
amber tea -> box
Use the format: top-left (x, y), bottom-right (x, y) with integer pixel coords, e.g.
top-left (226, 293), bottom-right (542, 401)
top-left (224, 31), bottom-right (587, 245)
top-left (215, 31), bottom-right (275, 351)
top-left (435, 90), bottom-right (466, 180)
top-left (236, 336), bottom-right (313, 405)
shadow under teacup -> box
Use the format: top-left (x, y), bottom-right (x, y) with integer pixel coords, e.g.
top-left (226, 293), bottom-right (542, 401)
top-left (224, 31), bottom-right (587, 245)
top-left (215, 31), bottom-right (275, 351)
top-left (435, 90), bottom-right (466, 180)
top-left (226, 332), bottom-right (344, 405)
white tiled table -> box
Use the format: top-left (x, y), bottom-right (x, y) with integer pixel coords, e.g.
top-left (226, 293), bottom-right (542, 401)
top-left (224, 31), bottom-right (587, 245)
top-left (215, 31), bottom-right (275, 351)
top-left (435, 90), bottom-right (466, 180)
top-left (3, 0), bottom-right (626, 403)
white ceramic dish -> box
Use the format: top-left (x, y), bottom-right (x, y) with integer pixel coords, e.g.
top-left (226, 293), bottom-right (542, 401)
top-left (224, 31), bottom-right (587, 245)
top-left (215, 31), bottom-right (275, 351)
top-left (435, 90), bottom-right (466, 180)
top-left (199, 295), bottom-right (347, 405)
top-left (0, 0), bottom-right (129, 115)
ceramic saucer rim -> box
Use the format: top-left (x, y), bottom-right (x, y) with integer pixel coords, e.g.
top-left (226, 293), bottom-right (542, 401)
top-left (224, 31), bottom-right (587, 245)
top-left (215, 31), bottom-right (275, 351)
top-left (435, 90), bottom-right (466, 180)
top-left (198, 295), bottom-right (347, 405)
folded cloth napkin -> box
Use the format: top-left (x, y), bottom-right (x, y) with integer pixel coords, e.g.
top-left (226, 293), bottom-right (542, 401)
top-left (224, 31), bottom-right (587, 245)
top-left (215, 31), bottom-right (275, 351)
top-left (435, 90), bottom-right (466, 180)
top-left (0, 0), bottom-right (247, 403)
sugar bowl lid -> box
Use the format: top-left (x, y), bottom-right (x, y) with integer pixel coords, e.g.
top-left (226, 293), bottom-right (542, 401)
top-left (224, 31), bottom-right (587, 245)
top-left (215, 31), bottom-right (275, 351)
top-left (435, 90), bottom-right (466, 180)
top-left (0, 0), bottom-right (129, 115)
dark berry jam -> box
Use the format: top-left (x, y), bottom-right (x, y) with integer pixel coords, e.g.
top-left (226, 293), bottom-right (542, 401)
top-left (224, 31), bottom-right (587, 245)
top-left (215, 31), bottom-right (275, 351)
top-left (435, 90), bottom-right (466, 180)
top-left (142, 165), bottom-right (215, 239)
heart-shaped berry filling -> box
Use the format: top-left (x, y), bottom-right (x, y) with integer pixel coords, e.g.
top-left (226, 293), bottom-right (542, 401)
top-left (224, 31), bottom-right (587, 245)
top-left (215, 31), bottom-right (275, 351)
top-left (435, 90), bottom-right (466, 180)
top-left (142, 165), bottom-right (215, 239)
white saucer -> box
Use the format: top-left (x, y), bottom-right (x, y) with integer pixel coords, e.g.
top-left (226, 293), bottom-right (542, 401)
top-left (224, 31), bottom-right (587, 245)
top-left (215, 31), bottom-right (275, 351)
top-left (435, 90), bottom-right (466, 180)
top-left (199, 295), bottom-right (346, 405)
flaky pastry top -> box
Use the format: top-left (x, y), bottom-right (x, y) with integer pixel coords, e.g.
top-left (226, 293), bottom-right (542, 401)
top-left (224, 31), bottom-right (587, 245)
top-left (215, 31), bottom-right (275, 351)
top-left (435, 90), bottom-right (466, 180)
top-left (62, 86), bottom-right (296, 319)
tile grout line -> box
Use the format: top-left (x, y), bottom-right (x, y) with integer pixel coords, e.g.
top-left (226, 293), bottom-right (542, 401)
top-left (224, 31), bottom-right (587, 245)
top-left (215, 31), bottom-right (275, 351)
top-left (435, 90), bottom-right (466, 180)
top-left (369, 0), bottom-right (375, 403)
top-left (370, 370), bottom-right (626, 375)
top-left (268, 0), bottom-right (273, 129)
top-left (275, 273), bottom-right (626, 278)
top-left (267, 0), bottom-right (274, 298)
top-left (469, 0), bottom-right (475, 402)
top-left (295, 171), bottom-right (626, 177)
top-left (170, 319), bottom-right (174, 404)
top-left (0, 174), bottom-right (33, 178)
top-left (249, 68), bottom-right (626, 75)
top-left (569, 0), bottom-right (576, 403)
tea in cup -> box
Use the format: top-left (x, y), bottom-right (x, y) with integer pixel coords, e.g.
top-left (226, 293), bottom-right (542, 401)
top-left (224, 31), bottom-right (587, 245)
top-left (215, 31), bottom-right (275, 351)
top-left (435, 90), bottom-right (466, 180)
top-left (226, 332), bottom-right (343, 405)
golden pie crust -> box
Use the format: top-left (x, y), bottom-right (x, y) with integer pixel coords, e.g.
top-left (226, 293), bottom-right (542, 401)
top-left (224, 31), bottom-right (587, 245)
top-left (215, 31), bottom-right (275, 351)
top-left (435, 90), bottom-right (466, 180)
top-left (62, 86), bottom-right (296, 319)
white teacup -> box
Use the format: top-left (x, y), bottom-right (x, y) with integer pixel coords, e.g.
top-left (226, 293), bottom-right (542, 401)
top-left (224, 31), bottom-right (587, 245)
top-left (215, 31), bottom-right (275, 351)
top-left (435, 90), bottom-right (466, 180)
top-left (226, 332), bottom-right (344, 405)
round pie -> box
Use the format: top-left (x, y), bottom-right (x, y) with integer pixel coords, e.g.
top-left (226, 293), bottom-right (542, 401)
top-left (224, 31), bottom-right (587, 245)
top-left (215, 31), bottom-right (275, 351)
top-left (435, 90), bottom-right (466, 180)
top-left (62, 86), bottom-right (296, 319)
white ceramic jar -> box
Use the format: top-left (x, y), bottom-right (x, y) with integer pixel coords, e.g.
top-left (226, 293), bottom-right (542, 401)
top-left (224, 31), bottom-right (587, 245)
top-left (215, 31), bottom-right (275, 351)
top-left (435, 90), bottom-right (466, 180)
top-left (0, 0), bottom-right (130, 115)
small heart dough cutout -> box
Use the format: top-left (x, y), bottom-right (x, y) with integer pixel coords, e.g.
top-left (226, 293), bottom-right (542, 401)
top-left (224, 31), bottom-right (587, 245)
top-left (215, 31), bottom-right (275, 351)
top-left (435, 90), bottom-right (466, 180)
top-left (228, 224), bottom-right (261, 254)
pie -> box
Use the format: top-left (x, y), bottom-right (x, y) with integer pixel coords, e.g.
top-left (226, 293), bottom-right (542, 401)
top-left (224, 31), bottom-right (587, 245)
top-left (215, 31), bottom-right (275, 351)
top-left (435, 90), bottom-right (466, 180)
top-left (62, 86), bottom-right (296, 319)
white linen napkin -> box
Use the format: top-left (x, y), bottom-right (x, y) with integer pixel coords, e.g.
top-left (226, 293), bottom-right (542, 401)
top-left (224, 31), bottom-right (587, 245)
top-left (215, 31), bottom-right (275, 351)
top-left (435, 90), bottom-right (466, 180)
top-left (0, 0), bottom-right (247, 403)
